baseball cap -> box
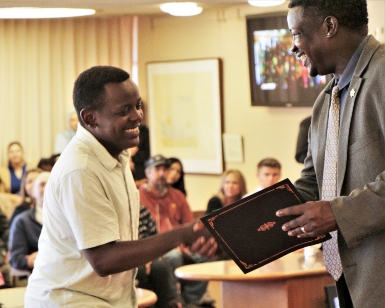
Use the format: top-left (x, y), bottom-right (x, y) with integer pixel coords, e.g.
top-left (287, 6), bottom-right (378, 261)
top-left (144, 154), bottom-right (169, 170)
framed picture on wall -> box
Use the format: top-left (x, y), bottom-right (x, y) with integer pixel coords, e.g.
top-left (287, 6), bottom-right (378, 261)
top-left (146, 58), bottom-right (224, 174)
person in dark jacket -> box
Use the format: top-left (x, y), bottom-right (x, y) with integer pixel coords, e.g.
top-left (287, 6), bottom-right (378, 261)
top-left (9, 172), bottom-right (49, 271)
top-left (295, 116), bottom-right (311, 164)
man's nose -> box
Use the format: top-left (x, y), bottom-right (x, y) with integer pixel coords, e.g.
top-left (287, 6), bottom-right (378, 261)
top-left (130, 108), bottom-right (143, 122)
top-left (159, 169), bottom-right (166, 176)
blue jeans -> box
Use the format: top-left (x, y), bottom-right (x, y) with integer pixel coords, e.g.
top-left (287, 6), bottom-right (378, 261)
top-left (136, 259), bottom-right (182, 307)
top-left (164, 248), bottom-right (208, 304)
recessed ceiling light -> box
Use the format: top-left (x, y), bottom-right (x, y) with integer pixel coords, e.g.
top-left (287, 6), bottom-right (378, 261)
top-left (0, 7), bottom-right (95, 19)
top-left (248, 0), bottom-right (286, 7)
top-left (160, 2), bottom-right (203, 17)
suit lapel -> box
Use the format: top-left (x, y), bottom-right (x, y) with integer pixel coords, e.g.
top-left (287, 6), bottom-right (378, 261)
top-left (337, 77), bottom-right (362, 195)
top-left (336, 35), bottom-right (380, 195)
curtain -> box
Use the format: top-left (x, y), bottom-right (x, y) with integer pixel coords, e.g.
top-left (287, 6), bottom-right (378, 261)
top-left (0, 16), bottom-right (133, 166)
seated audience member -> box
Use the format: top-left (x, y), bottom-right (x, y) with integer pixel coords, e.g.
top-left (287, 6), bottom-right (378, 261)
top-left (37, 158), bottom-right (53, 172)
top-left (131, 124), bottom-right (150, 180)
top-left (9, 168), bottom-right (43, 227)
top-left (0, 141), bottom-right (32, 195)
top-left (245, 158), bottom-right (281, 197)
top-left (130, 145), bottom-right (148, 189)
top-left (205, 169), bottom-right (247, 261)
top-left (130, 101), bottom-right (150, 183)
top-left (137, 205), bottom-right (183, 308)
top-left (140, 155), bottom-right (193, 233)
top-left (0, 190), bottom-right (21, 220)
top-left (49, 154), bottom-right (61, 165)
top-left (166, 157), bottom-right (187, 196)
top-left (0, 207), bottom-right (9, 286)
top-left (9, 172), bottom-right (50, 272)
top-left (36, 154), bottom-right (60, 174)
top-left (54, 109), bottom-right (78, 154)
top-left (295, 116), bottom-right (311, 164)
top-left (206, 170), bottom-right (247, 214)
top-left (0, 178), bottom-right (5, 193)
top-left (140, 154), bottom-right (214, 307)
top-left (0, 142), bottom-right (31, 217)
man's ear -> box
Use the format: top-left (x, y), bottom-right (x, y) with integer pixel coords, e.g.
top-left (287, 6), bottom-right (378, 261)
top-left (145, 167), bottom-right (151, 178)
top-left (324, 16), bottom-right (338, 38)
top-left (80, 109), bottom-right (98, 128)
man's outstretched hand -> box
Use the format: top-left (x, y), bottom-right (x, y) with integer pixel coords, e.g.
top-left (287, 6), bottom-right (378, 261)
top-left (190, 221), bottom-right (218, 258)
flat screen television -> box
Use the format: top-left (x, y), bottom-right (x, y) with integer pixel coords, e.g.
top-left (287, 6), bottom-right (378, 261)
top-left (246, 13), bottom-right (331, 107)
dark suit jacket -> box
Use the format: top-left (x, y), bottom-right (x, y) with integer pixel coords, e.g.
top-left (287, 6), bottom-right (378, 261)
top-left (295, 35), bottom-right (385, 307)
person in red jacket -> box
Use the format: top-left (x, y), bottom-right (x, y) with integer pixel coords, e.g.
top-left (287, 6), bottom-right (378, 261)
top-left (139, 154), bottom-right (215, 307)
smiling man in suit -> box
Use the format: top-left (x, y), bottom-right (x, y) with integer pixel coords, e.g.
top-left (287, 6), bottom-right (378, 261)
top-left (276, 1), bottom-right (385, 307)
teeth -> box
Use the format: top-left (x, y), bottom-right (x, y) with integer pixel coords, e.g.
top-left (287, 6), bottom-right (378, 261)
top-left (300, 54), bottom-right (306, 61)
top-left (127, 127), bottom-right (139, 133)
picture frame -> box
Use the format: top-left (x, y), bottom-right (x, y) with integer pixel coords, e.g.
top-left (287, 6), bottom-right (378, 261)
top-left (146, 58), bottom-right (223, 174)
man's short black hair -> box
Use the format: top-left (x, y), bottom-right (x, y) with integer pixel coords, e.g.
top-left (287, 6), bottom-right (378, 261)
top-left (73, 66), bottom-right (130, 124)
top-left (288, 0), bottom-right (368, 30)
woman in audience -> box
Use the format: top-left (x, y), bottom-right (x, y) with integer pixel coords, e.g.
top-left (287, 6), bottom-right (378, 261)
top-left (0, 141), bottom-right (31, 195)
top-left (9, 168), bottom-right (43, 227)
top-left (166, 157), bottom-right (187, 196)
top-left (9, 172), bottom-right (49, 271)
top-left (204, 170), bottom-right (247, 261)
top-left (205, 169), bottom-right (247, 214)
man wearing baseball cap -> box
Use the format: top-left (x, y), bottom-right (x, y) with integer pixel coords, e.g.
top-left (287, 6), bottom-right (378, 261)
top-left (140, 154), bottom-right (214, 307)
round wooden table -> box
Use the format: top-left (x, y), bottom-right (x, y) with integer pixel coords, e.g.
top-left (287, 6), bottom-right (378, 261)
top-left (137, 287), bottom-right (158, 307)
top-left (0, 286), bottom-right (157, 307)
top-left (175, 250), bottom-right (334, 308)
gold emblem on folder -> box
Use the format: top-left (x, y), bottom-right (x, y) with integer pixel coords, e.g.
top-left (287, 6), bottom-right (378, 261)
top-left (258, 221), bottom-right (276, 231)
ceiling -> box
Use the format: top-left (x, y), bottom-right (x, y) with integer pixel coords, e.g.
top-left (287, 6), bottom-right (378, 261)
top-left (0, 0), bottom-right (255, 16)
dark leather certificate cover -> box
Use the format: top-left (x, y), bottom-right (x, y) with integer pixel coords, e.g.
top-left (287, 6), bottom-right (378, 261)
top-left (200, 179), bottom-right (331, 273)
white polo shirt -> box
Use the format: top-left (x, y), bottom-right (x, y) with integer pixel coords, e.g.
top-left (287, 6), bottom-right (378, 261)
top-left (25, 125), bottom-right (139, 307)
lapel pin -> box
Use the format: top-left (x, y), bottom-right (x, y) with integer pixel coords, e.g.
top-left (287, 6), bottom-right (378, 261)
top-left (350, 88), bottom-right (356, 98)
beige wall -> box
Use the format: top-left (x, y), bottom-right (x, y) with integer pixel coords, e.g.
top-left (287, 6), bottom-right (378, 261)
top-left (137, 3), bottom-right (311, 211)
top-left (367, 0), bottom-right (385, 41)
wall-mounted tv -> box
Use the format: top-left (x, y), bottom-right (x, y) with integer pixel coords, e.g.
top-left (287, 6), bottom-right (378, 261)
top-left (246, 13), bottom-right (331, 107)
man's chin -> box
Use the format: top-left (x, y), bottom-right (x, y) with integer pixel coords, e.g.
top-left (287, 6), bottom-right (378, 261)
top-left (155, 183), bottom-right (168, 191)
top-left (126, 140), bottom-right (140, 150)
top-left (308, 65), bottom-right (318, 78)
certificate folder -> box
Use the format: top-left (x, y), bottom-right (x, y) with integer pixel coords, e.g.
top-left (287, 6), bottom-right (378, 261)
top-left (200, 179), bottom-right (331, 273)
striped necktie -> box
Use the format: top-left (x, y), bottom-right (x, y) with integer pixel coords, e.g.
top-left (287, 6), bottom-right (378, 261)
top-left (321, 85), bottom-right (343, 281)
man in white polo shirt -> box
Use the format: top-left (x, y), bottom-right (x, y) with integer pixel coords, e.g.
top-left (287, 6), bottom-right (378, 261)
top-left (25, 66), bottom-right (216, 307)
